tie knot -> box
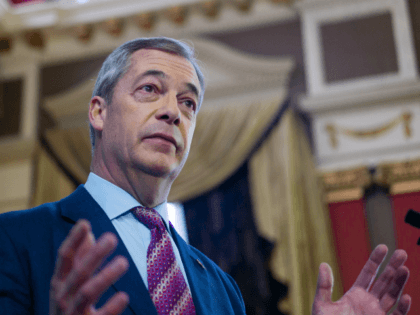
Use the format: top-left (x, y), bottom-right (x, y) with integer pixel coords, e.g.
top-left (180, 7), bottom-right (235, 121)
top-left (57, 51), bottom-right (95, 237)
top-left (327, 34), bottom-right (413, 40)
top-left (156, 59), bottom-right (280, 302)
top-left (132, 206), bottom-right (165, 231)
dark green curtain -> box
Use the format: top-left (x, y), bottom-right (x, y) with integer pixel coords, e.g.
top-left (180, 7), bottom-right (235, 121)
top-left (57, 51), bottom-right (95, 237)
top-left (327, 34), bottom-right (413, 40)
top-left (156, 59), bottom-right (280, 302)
top-left (183, 163), bottom-right (288, 315)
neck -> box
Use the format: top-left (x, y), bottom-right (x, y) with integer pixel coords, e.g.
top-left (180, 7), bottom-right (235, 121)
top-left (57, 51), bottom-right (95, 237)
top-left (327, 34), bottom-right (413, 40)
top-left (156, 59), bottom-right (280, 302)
top-left (90, 154), bottom-right (173, 208)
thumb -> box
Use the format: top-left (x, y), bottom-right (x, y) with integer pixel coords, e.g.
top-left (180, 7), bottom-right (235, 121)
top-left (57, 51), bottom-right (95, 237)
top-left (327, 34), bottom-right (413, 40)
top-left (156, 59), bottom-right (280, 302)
top-left (314, 262), bottom-right (334, 303)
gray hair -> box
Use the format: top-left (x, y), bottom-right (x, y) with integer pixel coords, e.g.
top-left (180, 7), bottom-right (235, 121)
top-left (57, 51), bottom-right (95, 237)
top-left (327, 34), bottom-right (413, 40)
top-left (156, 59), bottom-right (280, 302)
top-left (90, 37), bottom-right (205, 149)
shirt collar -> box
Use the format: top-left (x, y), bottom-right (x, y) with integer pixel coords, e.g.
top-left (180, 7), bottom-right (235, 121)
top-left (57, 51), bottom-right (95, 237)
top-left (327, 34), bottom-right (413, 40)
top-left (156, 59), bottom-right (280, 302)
top-left (84, 172), bottom-right (169, 226)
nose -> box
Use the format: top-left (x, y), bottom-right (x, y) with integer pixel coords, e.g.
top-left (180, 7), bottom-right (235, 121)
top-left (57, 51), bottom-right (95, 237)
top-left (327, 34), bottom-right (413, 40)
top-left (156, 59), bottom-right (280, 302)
top-left (155, 92), bottom-right (181, 126)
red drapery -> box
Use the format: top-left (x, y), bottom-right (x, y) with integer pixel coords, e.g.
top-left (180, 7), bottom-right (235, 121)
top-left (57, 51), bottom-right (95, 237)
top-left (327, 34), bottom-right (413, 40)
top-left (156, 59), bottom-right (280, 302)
top-left (328, 199), bottom-right (371, 292)
top-left (8, 0), bottom-right (45, 5)
top-left (329, 194), bottom-right (420, 312)
top-left (391, 191), bottom-right (420, 314)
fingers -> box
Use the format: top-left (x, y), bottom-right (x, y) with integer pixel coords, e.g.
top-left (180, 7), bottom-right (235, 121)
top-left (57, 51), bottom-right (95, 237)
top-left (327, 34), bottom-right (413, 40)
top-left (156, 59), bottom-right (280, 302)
top-left (75, 229), bottom-right (95, 263)
top-left (353, 244), bottom-right (388, 290)
top-left (62, 232), bottom-right (119, 300)
top-left (391, 294), bottom-right (411, 315)
top-left (314, 263), bottom-right (334, 304)
top-left (68, 256), bottom-right (129, 315)
top-left (379, 266), bottom-right (410, 312)
top-left (370, 249), bottom-right (407, 299)
top-left (96, 292), bottom-right (130, 315)
top-left (50, 221), bottom-right (130, 315)
top-left (54, 220), bottom-right (92, 281)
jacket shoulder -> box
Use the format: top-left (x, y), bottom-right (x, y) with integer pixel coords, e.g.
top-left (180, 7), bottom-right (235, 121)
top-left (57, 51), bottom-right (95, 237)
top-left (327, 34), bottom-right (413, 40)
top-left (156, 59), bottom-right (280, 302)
top-left (0, 185), bottom-right (88, 226)
top-left (0, 200), bottom-right (60, 226)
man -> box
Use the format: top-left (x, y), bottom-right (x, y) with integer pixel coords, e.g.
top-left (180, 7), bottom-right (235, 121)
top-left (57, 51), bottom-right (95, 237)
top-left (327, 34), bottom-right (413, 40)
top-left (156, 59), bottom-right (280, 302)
top-left (0, 37), bottom-right (411, 315)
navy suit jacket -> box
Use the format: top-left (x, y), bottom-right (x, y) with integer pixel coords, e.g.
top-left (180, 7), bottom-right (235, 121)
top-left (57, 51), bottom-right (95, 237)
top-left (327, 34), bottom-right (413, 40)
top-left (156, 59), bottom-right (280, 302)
top-left (0, 186), bottom-right (246, 315)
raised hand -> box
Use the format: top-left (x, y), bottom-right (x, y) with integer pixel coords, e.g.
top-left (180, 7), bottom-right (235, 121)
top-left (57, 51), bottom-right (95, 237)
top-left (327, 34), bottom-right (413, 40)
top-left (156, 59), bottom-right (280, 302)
top-left (50, 220), bottom-right (130, 315)
top-left (312, 245), bottom-right (411, 315)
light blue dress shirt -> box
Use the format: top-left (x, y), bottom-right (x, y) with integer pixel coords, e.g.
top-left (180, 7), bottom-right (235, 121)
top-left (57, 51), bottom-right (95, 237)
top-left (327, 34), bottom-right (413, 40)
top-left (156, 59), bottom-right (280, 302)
top-left (84, 172), bottom-right (190, 290)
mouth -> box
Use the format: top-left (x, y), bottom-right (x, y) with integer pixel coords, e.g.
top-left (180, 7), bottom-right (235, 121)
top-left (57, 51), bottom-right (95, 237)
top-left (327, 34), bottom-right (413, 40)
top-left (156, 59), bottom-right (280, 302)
top-left (144, 133), bottom-right (178, 148)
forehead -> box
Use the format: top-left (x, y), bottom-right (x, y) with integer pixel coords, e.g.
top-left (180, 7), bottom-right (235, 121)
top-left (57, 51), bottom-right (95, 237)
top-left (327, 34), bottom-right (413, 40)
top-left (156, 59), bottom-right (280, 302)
top-left (126, 49), bottom-right (200, 87)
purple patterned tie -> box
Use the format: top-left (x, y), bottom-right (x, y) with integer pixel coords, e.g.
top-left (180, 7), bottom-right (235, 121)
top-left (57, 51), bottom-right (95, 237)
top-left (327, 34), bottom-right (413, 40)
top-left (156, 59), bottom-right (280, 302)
top-left (132, 206), bottom-right (196, 315)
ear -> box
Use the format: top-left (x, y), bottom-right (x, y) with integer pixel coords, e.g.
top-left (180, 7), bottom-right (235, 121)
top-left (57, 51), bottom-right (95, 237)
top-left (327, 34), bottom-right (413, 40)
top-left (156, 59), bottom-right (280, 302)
top-left (89, 96), bottom-right (107, 132)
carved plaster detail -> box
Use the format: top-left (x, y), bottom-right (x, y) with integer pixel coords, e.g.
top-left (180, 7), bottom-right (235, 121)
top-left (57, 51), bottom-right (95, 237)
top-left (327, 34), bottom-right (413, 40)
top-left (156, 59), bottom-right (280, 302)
top-left (325, 112), bottom-right (413, 149)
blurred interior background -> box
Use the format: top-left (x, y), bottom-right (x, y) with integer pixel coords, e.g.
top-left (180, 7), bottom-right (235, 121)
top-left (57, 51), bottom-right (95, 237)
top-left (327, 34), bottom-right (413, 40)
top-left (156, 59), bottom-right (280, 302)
top-left (1, 0), bottom-right (420, 314)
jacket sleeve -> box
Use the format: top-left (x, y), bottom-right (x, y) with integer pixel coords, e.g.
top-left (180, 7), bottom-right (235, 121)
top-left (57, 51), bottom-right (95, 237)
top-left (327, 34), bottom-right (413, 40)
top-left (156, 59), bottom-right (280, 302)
top-left (0, 222), bottom-right (32, 314)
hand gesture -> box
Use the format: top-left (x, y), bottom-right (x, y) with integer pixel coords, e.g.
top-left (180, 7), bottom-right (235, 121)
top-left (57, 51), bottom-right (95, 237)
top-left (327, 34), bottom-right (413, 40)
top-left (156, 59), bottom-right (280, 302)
top-left (312, 245), bottom-right (410, 315)
top-left (50, 220), bottom-right (130, 315)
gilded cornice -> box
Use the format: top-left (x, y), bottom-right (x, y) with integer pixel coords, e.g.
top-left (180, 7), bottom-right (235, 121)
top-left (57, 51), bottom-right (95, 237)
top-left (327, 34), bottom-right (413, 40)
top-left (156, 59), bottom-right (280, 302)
top-left (0, 0), bottom-right (294, 53)
top-left (320, 158), bottom-right (420, 203)
top-left (320, 167), bottom-right (372, 203)
top-left (377, 160), bottom-right (420, 195)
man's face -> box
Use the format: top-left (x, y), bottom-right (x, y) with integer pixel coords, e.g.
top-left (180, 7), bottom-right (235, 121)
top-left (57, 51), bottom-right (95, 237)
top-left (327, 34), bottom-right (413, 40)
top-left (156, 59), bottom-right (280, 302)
top-left (99, 49), bottom-right (201, 179)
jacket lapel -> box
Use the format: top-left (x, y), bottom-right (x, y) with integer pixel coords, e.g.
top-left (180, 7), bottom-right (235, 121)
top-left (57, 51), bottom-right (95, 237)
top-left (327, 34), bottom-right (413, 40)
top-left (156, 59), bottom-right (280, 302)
top-left (170, 225), bottom-right (213, 315)
top-left (59, 186), bottom-right (157, 315)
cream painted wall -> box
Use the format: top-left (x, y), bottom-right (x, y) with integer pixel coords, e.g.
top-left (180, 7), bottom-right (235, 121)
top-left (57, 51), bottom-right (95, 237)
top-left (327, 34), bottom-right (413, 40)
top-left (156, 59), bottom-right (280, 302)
top-left (0, 160), bottom-right (33, 214)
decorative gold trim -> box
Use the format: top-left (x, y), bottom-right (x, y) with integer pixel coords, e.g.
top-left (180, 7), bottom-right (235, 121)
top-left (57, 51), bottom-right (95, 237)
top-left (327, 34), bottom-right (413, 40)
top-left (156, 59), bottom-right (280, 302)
top-left (200, 1), bottom-right (222, 19)
top-left (165, 6), bottom-right (189, 25)
top-left (232, 0), bottom-right (253, 12)
top-left (102, 19), bottom-right (125, 37)
top-left (320, 167), bottom-right (372, 203)
top-left (326, 111), bottom-right (413, 149)
top-left (73, 24), bottom-right (94, 43)
top-left (321, 167), bottom-right (371, 191)
top-left (319, 156), bottom-right (420, 201)
top-left (1, 0), bottom-right (297, 53)
top-left (320, 158), bottom-right (420, 200)
top-left (326, 188), bottom-right (363, 203)
top-left (23, 30), bottom-right (44, 49)
top-left (391, 180), bottom-right (420, 195)
top-left (270, 0), bottom-right (291, 3)
top-left (378, 159), bottom-right (420, 184)
top-left (376, 159), bottom-right (420, 194)
top-left (135, 12), bottom-right (156, 32)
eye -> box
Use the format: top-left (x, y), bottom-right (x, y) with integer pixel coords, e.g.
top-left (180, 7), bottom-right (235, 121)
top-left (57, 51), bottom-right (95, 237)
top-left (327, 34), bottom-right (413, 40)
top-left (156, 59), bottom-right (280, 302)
top-left (140, 84), bottom-right (156, 93)
top-left (182, 99), bottom-right (196, 111)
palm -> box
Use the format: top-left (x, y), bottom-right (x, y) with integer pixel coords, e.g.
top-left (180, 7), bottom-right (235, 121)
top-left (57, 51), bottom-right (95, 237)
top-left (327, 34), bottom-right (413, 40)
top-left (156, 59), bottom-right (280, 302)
top-left (312, 245), bottom-right (411, 315)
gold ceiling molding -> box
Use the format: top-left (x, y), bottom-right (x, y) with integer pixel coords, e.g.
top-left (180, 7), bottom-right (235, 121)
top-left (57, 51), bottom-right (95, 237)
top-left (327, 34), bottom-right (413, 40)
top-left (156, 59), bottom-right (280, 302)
top-left (322, 167), bottom-right (372, 190)
top-left (165, 6), bottom-right (189, 26)
top-left (73, 24), bottom-right (94, 43)
top-left (270, 0), bottom-right (292, 3)
top-left (232, 0), bottom-right (254, 12)
top-left (200, 1), bottom-right (222, 19)
top-left (102, 19), bottom-right (125, 37)
top-left (134, 12), bottom-right (157, 32)
top-left (320, 167), bottom-right (372, 203)
top-left (0, 0), bottom-right (270, 53)
top-left (0, 0), bottom-right (301, 53)
top-left (320, 157), bottom-right (420, 202)
top-left (377, 160), bottom-right (420, 194)
top-left (23, 30), bottom-right (44, 49)
top-left (325, 111), bottom-right (413, 149)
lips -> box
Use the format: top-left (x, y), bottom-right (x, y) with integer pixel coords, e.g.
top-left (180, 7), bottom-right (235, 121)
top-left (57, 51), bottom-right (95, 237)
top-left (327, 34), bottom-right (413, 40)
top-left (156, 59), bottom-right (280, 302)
top-left (143, 133), bottom-right (178, 148)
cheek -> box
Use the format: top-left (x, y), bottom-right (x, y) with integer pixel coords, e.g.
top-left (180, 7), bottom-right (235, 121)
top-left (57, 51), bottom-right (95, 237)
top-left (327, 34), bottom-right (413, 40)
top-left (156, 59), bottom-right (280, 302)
top-left (185, 122), bottom-right (196, 148)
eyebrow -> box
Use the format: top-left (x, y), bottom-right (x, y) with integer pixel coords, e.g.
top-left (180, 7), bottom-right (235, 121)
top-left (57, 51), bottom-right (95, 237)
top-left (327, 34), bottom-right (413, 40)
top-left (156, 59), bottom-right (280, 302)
top-left (132, 69), bottom-right (166, 88)
top-left (185, 83), bottom-right (200, 101)
top-left (133, 69), bottom-right (200, 100)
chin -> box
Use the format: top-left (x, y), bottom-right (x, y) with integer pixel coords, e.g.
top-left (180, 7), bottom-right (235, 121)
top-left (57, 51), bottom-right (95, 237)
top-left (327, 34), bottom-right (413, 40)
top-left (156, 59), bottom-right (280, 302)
top-left (135, 158), bottom-right (180, 179)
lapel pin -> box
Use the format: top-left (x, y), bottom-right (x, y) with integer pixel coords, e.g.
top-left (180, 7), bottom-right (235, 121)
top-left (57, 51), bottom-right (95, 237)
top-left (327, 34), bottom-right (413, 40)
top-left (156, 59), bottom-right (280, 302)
top-left (196, 259), bottom-right (206, 270)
